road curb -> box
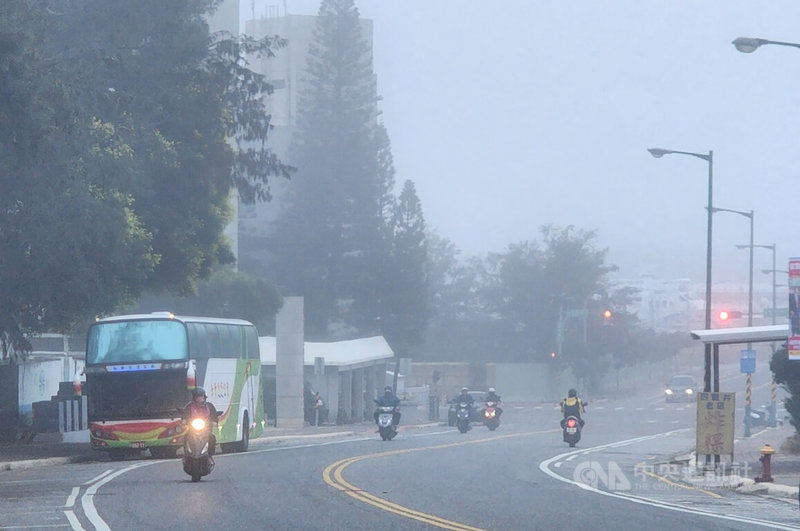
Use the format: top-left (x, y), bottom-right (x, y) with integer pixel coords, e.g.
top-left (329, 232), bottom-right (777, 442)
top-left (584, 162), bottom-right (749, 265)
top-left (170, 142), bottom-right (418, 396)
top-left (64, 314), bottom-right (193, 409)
top-left (2, 456), bottom-right (80, 471)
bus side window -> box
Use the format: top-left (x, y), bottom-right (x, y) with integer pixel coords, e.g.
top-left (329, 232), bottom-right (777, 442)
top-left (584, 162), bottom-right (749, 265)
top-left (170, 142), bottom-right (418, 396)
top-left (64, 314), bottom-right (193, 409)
top-left (205, 324), bottom-right (221, 358)
top-left (245, 327), bottom-right (259, 360)
top-left (219, 325), bottom-right (239, 359)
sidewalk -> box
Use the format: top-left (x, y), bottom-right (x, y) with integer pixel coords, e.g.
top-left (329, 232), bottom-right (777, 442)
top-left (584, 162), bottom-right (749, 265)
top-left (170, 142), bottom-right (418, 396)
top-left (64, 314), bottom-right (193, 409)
top-left (670, 422), bottom-right (800, 501)
top-left (0, 421), bottom-right (440, 472)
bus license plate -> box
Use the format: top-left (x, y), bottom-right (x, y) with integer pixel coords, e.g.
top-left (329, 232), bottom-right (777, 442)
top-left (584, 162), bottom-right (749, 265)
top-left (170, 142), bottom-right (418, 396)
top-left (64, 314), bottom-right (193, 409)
top-left (130, 442), bottom-right (146, 449)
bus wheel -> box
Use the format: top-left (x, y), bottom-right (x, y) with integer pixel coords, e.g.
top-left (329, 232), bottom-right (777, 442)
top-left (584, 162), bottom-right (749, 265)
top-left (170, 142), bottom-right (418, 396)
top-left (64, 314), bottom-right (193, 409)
top-left (235, 413), bottom-right (250, 453)
top-left (150, 447), bottom-right (177, 459)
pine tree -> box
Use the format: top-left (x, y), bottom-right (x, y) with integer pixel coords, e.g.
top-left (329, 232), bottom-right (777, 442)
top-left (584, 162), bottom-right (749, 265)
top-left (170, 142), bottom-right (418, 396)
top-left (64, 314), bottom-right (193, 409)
top-left (266, 0), bottom-right (384, 339)
top-left (381, 180), bottom-right (429, 354)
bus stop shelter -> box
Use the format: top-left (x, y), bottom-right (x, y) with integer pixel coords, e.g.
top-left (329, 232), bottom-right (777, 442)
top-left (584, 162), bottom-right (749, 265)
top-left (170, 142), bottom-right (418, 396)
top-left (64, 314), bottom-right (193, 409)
top-left (689, 324), bottom-right (789, 392)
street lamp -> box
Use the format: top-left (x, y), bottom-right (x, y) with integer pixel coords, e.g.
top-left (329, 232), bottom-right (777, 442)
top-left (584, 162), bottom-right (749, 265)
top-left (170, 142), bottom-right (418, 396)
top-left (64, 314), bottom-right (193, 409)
top-left (718, 207), bottom-right (754, 436)
top-left (715, 208), bottom-right (754, 328)
top-left (751, 244), bottom-right (779, 427)
top-left (733, 36), bottom-right (800, 54)
top-left (648, 147), bottom-right (714, 393)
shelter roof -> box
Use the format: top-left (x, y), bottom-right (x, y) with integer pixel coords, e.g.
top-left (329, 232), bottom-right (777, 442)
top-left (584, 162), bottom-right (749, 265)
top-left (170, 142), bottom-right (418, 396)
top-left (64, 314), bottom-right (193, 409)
top-left (689, 325), bottom-right (789, 345)
top-left (258, 336), bottom-right (394, 367)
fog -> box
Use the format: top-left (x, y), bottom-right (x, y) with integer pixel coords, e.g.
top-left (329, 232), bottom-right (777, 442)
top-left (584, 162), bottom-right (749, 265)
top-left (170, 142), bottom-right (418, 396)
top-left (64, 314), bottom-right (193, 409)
top-left (245, 1), bottom-right (800, 286)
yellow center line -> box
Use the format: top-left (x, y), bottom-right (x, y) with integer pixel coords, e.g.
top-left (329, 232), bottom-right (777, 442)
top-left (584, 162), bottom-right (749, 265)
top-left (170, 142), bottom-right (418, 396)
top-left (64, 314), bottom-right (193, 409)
top-left (322, 430), bottom-right (554, 530)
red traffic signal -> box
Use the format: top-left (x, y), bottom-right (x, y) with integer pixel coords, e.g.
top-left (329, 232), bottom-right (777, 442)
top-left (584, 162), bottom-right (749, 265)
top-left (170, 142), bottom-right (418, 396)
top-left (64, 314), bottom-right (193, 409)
top-left (718, 310), bottom-right (743, 321)
top-left (603, 309), bottom-right (612, 319)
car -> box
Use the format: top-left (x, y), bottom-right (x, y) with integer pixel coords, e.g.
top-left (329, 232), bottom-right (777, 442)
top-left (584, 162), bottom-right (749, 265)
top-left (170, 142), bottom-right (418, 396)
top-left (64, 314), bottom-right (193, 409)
top-left (447, 391), bottom-right (486, 426)
top-left (665, 375), bottom-right (697, 402)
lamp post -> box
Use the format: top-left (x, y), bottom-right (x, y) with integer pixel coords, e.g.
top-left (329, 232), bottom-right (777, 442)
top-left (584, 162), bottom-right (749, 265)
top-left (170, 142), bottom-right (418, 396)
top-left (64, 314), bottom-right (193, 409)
top-left (733, 37), bottom-right (800, 54)
top-left (648, 148), bottom-right (714, 393)
top-left (719, 208), bottom-right (754, 436)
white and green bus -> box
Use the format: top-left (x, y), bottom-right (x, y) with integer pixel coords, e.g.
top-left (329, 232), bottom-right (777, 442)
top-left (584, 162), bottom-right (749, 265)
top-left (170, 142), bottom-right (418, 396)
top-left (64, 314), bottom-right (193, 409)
top-left (85, 312), bottom-right (264, 460)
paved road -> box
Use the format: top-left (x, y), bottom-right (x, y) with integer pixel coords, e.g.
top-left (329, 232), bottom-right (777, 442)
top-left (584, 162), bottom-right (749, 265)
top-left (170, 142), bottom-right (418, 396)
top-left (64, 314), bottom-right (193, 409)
top-left (3, 390), bottom-right (798, 530)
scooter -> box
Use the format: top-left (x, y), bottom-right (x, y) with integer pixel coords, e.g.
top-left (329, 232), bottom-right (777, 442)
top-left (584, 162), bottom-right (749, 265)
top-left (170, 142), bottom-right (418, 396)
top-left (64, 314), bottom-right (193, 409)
top-left (562, 416), bottom-right (582, 447)
top-left (456, 402), bottom-right (471, 434)
top-left (483, 401), bottom-right (500, 431)
top-left (182, 416), bottom-right (215, 482)
top-left (375, 405), bottom-right (398, 441)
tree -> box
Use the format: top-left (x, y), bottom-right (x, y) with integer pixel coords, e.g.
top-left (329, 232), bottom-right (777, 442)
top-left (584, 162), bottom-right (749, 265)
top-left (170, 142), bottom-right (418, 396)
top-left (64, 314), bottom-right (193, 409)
top-left (771, 347), bottom-right (800, 433)
top-left (131, 270), bottom-right (283, 335)
top-left (0, 0), bottom-right (288, 354)
top-left (264, 0), bottom-right (387, 339)
top-left (379, 180), bottom-right (429, 355)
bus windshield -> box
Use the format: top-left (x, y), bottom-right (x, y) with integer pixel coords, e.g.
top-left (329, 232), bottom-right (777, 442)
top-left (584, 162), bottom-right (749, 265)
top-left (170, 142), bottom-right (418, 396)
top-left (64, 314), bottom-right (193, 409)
top-left (87, 319), bottom-right (188, 365)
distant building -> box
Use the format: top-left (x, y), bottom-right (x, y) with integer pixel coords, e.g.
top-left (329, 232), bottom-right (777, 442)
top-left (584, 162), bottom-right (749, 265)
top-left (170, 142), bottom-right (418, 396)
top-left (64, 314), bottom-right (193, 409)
top-left (615, 274), bottom-right (777, 333)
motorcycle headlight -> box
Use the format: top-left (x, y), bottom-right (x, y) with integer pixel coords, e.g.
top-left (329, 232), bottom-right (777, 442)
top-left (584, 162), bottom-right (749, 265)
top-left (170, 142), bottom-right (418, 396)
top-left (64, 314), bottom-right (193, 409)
top-left (686, 389), bottom-right (694, 394)
top-left (191, 418), bottom-right (206, 431)
top-left (665, 389), bottom-right (673, 395)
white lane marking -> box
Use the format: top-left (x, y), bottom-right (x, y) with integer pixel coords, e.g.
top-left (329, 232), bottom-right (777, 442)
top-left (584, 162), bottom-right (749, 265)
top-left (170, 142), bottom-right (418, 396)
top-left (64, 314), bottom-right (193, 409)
top-left (64, 509), bottom-right (85, 531)
top-left (83, 470), bottom-right (113, 485)
top-left (64, 486), bottom-right (79, 508)
top-left (77, 435), bottom-right (379, 530)
top-left (539, 430), bottom-right (800, 530)
top-left (82, 462), bottom-right (158, 531)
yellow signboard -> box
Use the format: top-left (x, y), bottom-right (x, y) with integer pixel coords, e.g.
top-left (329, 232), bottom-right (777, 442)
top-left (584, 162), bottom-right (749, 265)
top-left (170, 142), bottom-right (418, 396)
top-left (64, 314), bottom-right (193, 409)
top-left (696, 392), bottom-right (735, 456)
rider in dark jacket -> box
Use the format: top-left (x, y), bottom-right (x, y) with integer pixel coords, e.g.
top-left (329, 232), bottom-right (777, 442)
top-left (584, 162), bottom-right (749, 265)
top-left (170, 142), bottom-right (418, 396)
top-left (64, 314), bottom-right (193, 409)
top-left (374, 386), bottom-right (401, 426)
top-left (450, 387), bottom-right (475, 407)
top-left (183, 387), bottom-right (219, 462)
top-left (485, 387), bottom-right (503, 418)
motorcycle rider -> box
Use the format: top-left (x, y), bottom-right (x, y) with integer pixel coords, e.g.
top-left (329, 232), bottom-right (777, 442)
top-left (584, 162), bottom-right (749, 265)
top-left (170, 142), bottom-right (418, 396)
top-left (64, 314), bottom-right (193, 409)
top-left (183, 387), bottom-right (219, 464)
top-left (560, 388), bottom-right (585, 429)
top-left (485, 387), bottom-right (503, 419)
top-left (450, 387), bottom-right (475, 429)
top-left (374, 386), bottom-right (401, 428)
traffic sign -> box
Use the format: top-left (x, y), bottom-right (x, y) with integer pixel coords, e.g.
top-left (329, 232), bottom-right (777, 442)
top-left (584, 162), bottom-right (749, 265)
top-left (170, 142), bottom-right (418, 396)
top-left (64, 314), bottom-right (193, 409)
top-left (740, 349), bottom-right (756, 374)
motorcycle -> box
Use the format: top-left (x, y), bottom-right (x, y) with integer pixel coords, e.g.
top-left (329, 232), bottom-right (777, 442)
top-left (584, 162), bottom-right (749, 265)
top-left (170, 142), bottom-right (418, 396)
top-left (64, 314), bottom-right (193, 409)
top-left (456, 402), bottom-right (471, 433)
top-left (182, 416), bottom-right (215, 482)
top-left (375, 405), bottom-right (398, 441)
top-left (483, 401), bottom-right (500, 431)
top-left (562, 416), bottom-right (582, 447)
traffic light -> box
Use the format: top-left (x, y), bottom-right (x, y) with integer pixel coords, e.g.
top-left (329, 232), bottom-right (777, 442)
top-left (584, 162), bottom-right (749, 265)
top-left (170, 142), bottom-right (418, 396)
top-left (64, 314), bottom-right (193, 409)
top-left (603, 309), bottom-right (612, 319)
top-left (718, 310), bottom-right (743, 321)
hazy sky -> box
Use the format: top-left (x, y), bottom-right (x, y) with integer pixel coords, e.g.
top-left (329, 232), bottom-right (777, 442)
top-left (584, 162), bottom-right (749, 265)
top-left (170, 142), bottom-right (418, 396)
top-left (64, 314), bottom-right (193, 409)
top-left (243, 1), bottom-right (800, 287)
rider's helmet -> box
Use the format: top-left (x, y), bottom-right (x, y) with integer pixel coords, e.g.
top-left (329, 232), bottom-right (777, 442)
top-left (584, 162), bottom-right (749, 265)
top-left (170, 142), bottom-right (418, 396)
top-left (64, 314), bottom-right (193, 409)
top-left (489, 387), bottom-right (496, 393)
top-left (192, 387), bottom-right (207, 399)
top-left (384, 386), bottom-right (392, 395)
top-left (460, 387), bottom-right (469, 393)
top-left (568, 388), bottom-right (577, 398)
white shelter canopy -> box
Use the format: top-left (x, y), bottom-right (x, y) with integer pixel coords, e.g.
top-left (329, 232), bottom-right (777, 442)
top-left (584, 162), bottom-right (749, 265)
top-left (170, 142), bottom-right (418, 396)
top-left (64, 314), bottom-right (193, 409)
top-left (689, 324), bottom-right (789, 346)
top-left (259, 335), bottom-right (394, 368)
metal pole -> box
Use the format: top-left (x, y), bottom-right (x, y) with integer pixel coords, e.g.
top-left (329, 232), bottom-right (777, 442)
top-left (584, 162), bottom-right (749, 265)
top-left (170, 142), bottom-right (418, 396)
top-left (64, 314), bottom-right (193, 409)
top-left (744, 212), bottom-right (754, 438)
top-left (770, 244), bottom-right (778, 426)
top-left (704, 151), bottom-right (714, 396)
